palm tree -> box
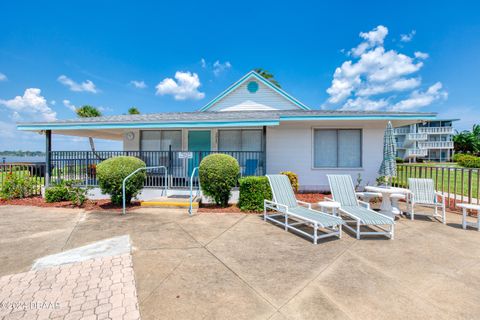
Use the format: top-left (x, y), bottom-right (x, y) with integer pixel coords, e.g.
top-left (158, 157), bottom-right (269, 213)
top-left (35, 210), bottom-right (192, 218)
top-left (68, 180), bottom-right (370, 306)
top-left (453, 130), bottom-right (478, 154)
top-left (76, 105), bottom-right (102, 154)
top-left (253, 68), bottom-right (281, 88)
top-left (128, 107), bottom-right (140, 115)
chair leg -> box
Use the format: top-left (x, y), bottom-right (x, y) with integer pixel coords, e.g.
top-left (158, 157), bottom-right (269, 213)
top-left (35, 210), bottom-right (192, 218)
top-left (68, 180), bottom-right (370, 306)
top-left (434, 206), bottom-right (438, 217)
top-left (410, 205), bottom-right (415, 221)
top-left (442, 205), bottom-right (446, 224)
top-left (338, 224), bottom-right (342, 239)
top-left (263, 206), bottom-right (267, 221)
top-left (313, 223), bottom-right (318, 244)
top-left (285, 214), bottom-right (288, 231)
top-left (356, 221), bottom-right (361, 240)
top-left (390, 224), bottom-right (395, 240)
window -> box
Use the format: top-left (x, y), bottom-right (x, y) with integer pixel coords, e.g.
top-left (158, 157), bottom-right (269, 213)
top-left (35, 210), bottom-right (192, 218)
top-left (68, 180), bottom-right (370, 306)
top-left (141, 130), bottom-right (182, 151)
top-left (218, 130), bottom-right (262, 151)
top-left (313, 129), bottom-right (362, 168)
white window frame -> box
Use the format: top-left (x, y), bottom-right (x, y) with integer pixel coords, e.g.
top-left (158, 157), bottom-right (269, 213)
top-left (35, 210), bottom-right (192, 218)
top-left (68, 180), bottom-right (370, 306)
top-left (140, 129), bottom-right (183, 151)
top-left (311, 127), bottom-right (363, 169)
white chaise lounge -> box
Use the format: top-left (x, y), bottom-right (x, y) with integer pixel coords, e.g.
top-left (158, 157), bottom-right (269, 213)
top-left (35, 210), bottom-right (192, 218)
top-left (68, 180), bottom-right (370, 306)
top-left (327, 174), bottom-right (395, 240)
top-left (264, 174), bottom-right (344, 244)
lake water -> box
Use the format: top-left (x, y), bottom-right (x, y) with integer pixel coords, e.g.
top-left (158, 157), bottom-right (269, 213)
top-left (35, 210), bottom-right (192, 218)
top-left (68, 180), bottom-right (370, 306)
top-left (1, 156), bottom-right (45, 163)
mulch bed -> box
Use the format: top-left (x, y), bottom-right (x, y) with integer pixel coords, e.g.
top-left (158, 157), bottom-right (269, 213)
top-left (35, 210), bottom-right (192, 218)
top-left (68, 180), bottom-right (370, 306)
top-left (0, 196), bottom-right (141, 212)
top-left (197, 193), bottom-right (331, 214)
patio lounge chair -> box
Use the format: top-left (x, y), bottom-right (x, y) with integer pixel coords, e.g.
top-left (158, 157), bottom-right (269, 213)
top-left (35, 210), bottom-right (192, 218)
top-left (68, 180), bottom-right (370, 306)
top-left (407, 178), bottom-right (446, 224)
top-left (327, 175), bottom-right (395, 240)
top-left (264, 175), bottom-right (344, 244)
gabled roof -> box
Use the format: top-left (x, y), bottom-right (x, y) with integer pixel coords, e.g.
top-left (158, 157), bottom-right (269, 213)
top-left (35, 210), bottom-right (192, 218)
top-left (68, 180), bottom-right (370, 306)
top-left (17, 110), bottom-right (437, 131)
top-left (198, 70), bottom-right (311, 111)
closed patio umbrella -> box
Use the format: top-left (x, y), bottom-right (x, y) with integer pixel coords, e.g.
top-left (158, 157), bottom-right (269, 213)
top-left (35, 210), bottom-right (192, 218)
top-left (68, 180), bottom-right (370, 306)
top-left (378, 121), bottom-right (397, 185)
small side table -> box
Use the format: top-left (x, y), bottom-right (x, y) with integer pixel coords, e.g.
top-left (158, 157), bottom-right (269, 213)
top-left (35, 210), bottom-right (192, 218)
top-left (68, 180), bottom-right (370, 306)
top-left (318, 201), bottom-right (341, 216)
top-left (457, 203), bottom-right (480, 231)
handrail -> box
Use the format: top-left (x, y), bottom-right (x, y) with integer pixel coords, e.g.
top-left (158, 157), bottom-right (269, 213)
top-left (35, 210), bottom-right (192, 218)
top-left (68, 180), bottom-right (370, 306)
top-left (122, 166), bottom-right (168, 215)
top-left (188, 167), bottom-right (200, 216)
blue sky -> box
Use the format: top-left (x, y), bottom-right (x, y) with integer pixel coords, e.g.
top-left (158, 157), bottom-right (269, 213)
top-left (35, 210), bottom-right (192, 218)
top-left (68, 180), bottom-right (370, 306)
top-left (0, 1), bottom-right (479, 151)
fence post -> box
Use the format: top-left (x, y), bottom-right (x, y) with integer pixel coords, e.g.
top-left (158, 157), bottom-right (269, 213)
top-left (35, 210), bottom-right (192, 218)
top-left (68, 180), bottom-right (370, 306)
top-left (45, 130), bottom-right (52, 187)
top-left (468, 169), bottom-right (472, 204)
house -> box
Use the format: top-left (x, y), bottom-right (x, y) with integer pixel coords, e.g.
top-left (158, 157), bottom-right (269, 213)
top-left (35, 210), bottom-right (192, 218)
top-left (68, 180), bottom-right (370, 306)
top-left (395, 119), bottom-right (457, 162)
top-left (17, 71), bottom-right (437, 197)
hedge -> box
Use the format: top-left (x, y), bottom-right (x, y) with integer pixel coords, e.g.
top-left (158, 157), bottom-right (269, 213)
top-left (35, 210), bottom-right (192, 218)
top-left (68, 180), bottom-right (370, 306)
top-left (455, 154), bottom-right (480, 168)
top-left (280, 171), bottom-right (299, 192)
top-left (237, 176), bottom-right (272, 212)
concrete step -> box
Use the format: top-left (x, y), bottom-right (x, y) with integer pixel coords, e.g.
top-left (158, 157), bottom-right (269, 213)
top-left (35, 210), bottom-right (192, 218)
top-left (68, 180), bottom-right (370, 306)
top-left (140, 195), bottom-right (199, 208)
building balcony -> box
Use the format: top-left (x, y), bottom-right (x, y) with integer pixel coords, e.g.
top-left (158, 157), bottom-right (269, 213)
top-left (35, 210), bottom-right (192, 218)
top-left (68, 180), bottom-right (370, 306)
top-left (417, 141), bottom-right (454, 149)
top-left (406, 133), bottom-right (428, 141)
top-left (406, 148), bottom-right (428, 157)
top-left (394, 128), bottom-right (410, 135)
top-left (418, 127), bottom-right (454, 134)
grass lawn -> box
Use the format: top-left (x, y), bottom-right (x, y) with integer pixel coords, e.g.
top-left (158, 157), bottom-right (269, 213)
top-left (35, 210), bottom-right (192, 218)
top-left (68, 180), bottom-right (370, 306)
top-left (395, 163), bottom-right (480, 201)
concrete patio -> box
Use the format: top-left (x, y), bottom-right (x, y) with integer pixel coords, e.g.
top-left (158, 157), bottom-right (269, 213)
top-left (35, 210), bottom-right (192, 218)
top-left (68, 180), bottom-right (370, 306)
top-left (0, 205), bottom-right (479, 319)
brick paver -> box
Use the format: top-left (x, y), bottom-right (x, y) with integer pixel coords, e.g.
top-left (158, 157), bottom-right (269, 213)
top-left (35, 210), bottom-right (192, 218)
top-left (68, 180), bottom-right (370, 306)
top-left (0, 254), bottom-right (140, 320)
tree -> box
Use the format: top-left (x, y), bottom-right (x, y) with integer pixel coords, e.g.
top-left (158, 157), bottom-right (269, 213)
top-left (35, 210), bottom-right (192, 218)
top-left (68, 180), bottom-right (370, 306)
top-left (453, 126), bottom-right (480, 155)
top-left (128, 107), bottom-right (140, 115)
top-left (76, 105), bottom-right (102, 154)
top-left (253, 68), bottom-right (281, 88)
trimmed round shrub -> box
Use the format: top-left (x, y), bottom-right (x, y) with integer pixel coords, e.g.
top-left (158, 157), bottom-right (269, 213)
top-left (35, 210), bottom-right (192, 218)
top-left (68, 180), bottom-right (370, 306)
top-left (96, 156), bottom-right (146, 205)
top-left (199, 154), bottom-right (240, 207)
top-left (280, 171), bottom-right (299, 192)
top-left (238, 176), bottom-right (272, 212)
top-left (45, 183), bottom-right (70, 203)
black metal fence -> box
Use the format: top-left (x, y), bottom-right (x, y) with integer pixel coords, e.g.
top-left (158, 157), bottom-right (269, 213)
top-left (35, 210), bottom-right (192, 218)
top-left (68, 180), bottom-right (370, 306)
top-left (50, 150), bottom-right (265, 189)
top-left (0, 163), bottom-right (46, 197)
top-left (393, 164), bottom-right (480, 210)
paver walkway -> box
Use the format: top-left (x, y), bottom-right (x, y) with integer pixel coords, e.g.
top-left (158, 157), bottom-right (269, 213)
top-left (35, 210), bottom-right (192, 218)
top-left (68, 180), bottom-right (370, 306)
top-left (0, 254), bottom-right (140, 320)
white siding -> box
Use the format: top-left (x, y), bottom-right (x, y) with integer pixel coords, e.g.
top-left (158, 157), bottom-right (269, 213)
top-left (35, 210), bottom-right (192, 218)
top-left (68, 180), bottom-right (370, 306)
top-left (123, 130), bottom-right (140, 151)
top-left (207, 75), bottom-right (301, 111)
top-left (266, 120), bottom-right (386, 191)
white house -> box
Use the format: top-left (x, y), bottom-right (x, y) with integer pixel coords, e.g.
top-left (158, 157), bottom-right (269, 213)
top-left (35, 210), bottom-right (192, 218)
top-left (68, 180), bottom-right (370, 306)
top-left (17, 71), bottom-right (436, 195)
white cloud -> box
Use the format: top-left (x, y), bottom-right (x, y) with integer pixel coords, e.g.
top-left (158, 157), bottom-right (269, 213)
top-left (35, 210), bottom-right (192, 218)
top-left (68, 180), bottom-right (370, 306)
top-left (57, 75), bottom-right (98, 93)
top-left (200, 58), bottom-right (207, 68)
top-left (63, 99), bottom-right (77, 112)
top-left (0, 88), bottom-right (57, 121)
top-left (130, 80), bottom-right (147, 89)
top-left (400, 30), bottom-right (416, 42)
top-left (390, 82), bottom-right (448, 111)
top-left (213, 60), bottom-right (232, 76)
top-left (414, 51), bottom-right (429, 59)
top-left (0, 73), bottom-right (7, 81)
top-left (325, 25), bottom-right (446, 111)
top-left (350, 25), bottom-right (388, 57)
top-left (155, 71), bottom-right (205, 100)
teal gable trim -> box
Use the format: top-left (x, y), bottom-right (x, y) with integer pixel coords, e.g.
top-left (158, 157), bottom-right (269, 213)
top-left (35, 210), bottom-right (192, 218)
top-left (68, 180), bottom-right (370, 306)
top-left (17, 120), bottom-right (280, 131)
top-left (199, 71), bottom-right (311, 111)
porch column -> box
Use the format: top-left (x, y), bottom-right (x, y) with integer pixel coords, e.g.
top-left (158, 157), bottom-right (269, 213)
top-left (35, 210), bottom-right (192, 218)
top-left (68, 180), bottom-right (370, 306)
top-left (262, 126), bottom-right (267, 174)
top-left (45, 130), bottom-right (52, 187)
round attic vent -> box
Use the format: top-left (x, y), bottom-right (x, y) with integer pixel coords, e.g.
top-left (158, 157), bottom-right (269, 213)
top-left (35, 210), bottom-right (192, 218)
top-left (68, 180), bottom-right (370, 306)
top-left (247, 81), bottom-right (259, 93)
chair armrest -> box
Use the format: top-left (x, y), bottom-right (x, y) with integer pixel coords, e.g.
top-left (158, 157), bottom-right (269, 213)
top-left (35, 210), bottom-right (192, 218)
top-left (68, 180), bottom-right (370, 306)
top-left (324, 197), bottom-right (334, 202)
top-left (296, 200), bottom-right (311, 209)
top-left (264, 199), bottom-right (288, 212)
top-left (358, 200), bottom-right (370, 209)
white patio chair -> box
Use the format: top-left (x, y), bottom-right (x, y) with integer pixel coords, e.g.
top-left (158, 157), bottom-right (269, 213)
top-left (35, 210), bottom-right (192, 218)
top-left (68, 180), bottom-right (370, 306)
top-left (407, 178), bottom-right (446, 224)
top-left (264, 175), bottom-right (344, 244)
top-left (327, 175), bottom-right (395, 240)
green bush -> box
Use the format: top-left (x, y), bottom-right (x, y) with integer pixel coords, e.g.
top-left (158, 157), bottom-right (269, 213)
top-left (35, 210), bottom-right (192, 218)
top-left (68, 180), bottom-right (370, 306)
top-left (395, 157), bottom-right (404, 163)
top-left (452, 153), bottom-right (464, 162)
top-left (237, 176), bottom-right (272, 212)
top-left (0, 173), bottom-right (35, 199)
top-left (45, 180), bottom-right (88, 206)
top-left (280, 171), bottom-right (299, 192)
top-left (96, 156), bottom-right (146, 205)
top-left (199, 154), bottom-right (239, 207)
top-left (45, 183), bottom-right (70, 203)
top-left (456, 154), bottom-right (480, 168)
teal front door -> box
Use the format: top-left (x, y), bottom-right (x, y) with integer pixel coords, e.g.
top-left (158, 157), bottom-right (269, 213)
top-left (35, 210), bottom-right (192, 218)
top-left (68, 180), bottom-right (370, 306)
top-left (188, 130), bottom-right (211, 175)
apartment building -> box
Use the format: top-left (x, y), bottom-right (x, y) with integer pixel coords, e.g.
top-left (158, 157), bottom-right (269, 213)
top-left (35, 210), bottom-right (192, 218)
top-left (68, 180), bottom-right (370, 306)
top-left (395, 119), bottom-right (457, 162)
